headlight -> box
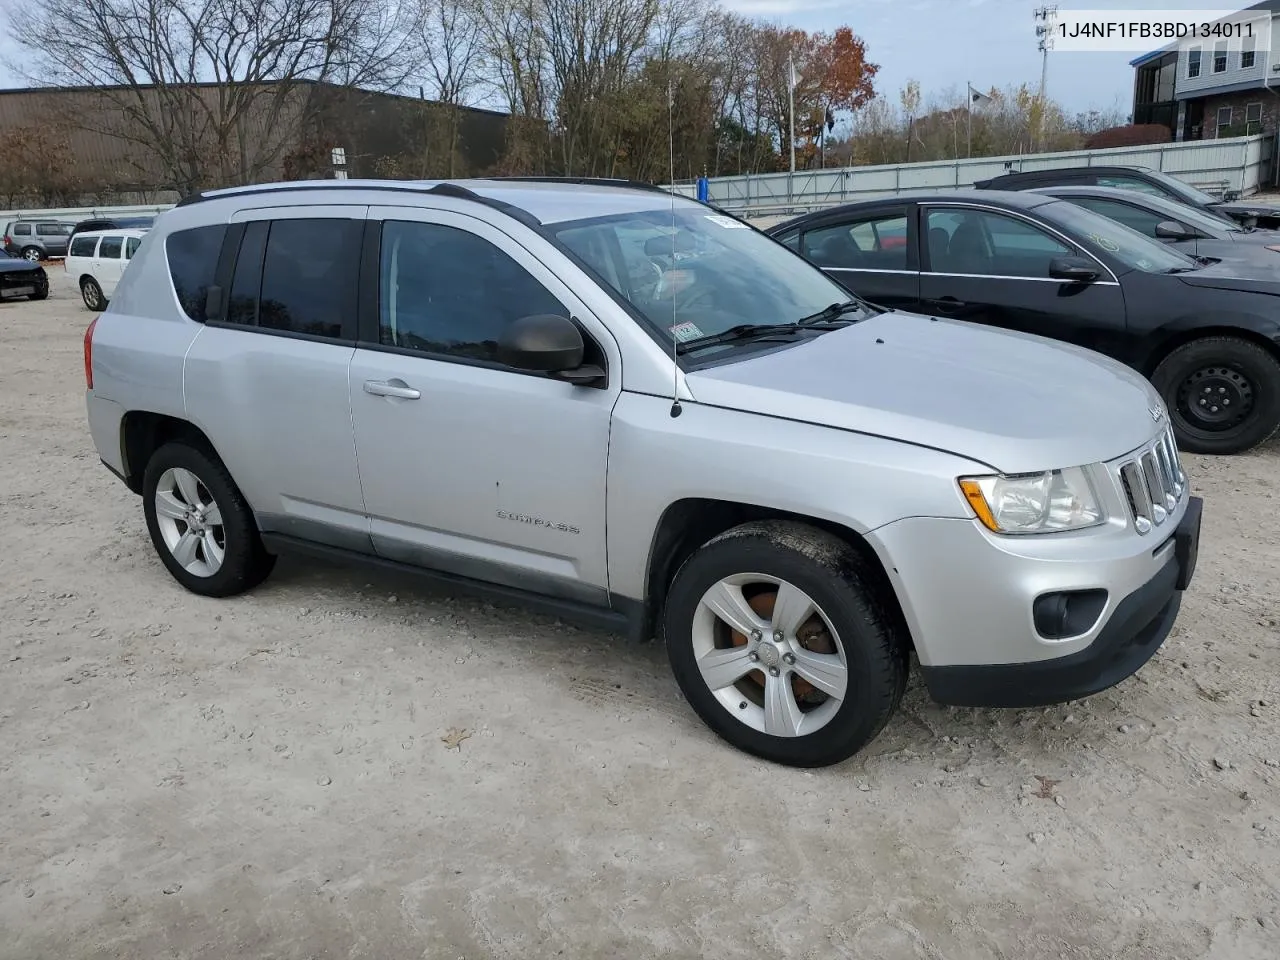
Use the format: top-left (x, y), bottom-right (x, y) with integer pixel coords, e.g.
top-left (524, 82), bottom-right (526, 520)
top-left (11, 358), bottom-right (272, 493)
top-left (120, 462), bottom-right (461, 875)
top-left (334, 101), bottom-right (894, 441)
top-left (958, 467), bottom-right (1104, 535)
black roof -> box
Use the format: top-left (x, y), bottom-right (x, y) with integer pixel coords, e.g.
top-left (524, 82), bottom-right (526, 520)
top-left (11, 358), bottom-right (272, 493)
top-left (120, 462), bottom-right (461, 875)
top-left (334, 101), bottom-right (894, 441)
top-left (768, 188), bottom-right (1062, 232)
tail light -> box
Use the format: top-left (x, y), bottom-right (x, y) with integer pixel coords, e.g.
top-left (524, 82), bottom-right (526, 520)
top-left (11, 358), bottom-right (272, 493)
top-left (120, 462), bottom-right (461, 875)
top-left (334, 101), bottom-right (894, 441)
top-left (84, 316), bottom-right (99, 389)
top-left (2, 235), bottom-right (10, 247)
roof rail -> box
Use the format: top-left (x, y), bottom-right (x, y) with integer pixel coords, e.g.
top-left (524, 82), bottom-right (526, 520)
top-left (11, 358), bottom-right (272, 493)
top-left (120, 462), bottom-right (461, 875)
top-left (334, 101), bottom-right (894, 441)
top-left (487, 176), bottom-right (672, 194)
top-left (171, 179), bottom-right (544, 226)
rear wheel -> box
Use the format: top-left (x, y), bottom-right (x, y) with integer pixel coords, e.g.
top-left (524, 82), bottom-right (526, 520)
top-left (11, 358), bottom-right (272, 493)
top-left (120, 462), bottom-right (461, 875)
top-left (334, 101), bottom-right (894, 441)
top-left (21, 246), bottom-right (42, 262)
top-left (1152, 336), bottom-right (1280, 454)
top-left (142, 442), bottom-right (275, 597)
top-left (663, 520), bottom-right (908, 768)
top-left (81, 277), bottom-right (105, 311)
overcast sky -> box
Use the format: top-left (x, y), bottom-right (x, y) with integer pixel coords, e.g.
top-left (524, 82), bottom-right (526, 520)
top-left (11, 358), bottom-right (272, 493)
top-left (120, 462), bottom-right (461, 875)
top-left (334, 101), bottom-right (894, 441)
top-left (0, 0), bottom-right (1242, 116)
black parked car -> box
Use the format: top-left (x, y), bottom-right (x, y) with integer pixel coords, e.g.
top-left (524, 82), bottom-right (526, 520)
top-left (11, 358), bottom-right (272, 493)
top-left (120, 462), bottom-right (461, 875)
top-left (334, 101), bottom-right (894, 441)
top-left (70, 215), bottom-right (155, 236)
top-left (0, 248), bottom-right (50, 302)
top-left (973, 165), bottom-right (1280, 230)
top-left (1025, 184), bottom-right (1280, 268)
top-left (768, 190), bottom-right (1280, 454)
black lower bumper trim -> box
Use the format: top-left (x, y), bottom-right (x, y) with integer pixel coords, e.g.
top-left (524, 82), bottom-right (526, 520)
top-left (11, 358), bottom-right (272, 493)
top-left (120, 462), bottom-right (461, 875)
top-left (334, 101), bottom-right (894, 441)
top-left (921, 558), bottom-right (1181, 708)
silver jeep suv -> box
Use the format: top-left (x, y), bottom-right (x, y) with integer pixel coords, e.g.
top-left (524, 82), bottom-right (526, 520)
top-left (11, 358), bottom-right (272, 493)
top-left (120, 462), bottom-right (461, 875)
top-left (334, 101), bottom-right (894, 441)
top-left (83, 178), bottom-right (1203, 767)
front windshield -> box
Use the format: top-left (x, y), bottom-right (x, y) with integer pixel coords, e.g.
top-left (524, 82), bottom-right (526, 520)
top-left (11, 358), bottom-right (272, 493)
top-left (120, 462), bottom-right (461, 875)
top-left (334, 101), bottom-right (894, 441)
top-left (1040, 200), bottom-right (1200, 273)
top-left (549, 207), bottom-right (860, 346)
top-left (1144, 168), bottom-right (1223, 207)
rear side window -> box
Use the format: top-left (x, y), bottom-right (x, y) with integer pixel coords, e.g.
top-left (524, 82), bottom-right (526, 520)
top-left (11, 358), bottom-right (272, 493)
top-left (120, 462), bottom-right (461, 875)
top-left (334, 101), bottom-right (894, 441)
top-left (69, 235), bottom-right (98, 258)
top-left (221, 218), bottom-right (361, 339)
top-left (99, 236), bottom-right (124, 259)
top-left (258, 219), bottom-right (361, 338)
top-left (166, 224), bottom-right (227, 322)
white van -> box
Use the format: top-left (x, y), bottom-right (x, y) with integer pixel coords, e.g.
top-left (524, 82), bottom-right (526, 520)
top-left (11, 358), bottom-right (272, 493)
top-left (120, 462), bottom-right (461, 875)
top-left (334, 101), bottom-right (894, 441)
top-left (65, 228), bottom-right (148, 310)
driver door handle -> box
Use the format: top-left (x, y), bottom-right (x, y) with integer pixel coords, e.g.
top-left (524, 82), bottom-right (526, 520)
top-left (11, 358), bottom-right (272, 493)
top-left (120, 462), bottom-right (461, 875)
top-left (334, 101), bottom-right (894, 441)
top-left (364, 379), bottom-right (421, 400)
top-left (926, 296), bottom-right (966, 312)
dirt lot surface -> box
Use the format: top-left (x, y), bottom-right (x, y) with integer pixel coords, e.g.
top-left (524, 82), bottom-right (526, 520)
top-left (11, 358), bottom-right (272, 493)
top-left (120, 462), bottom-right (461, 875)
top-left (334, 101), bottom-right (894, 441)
top-left (2, 268), bottom-right (1278, 960)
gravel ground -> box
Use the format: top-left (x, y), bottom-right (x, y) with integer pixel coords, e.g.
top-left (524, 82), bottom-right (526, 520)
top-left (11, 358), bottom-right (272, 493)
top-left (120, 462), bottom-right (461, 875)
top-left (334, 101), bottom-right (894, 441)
top-left (2, 268), bottom-right (1279, 960)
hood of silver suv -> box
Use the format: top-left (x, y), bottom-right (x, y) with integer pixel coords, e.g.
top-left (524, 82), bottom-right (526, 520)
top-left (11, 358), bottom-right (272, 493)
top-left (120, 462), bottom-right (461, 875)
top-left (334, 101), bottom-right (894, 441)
top-left (685, 310), bottom-right (1165, 475)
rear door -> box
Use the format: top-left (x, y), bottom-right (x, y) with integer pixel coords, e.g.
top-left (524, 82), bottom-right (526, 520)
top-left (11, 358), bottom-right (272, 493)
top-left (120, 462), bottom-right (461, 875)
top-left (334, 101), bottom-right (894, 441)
top-left (790, 205), bottom-right (920, 309)
top-left (37, 222), bottom-right (71, 257)
top-left (181, 206), bottom-right (371, 552)
top-left (917, 202), bottom-right (1130, 356)
top-left (95, 234), bottom-right (126, 296)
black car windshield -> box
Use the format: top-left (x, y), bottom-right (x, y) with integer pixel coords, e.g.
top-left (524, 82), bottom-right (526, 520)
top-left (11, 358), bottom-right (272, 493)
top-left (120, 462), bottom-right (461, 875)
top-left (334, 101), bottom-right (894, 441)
top-left (1143, 168), bottom-right (1224, 208)
top-left (548, 206), bottom-right (863, 347)
top-left (1040, 200), bottom-right (1200, 273)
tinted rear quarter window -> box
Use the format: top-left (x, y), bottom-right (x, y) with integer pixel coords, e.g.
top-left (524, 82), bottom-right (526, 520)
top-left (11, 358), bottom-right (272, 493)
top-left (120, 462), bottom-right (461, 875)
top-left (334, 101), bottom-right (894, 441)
top-left (69, 235), bottom-right (99, 258)
top-left (166, 224), bottom-right (227, 322)
top-left (13, 224), bottom-right (32, 236)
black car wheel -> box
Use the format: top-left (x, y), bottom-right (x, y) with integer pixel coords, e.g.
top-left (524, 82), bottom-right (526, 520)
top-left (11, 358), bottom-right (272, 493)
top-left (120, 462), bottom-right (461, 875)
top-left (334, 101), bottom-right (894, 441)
top-left (1152, 336), bottom-right (1280, 454)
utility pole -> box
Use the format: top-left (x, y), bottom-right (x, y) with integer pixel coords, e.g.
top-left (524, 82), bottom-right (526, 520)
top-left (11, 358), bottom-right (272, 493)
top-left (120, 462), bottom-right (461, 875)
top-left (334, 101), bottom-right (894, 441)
top-left (788, 51), bottom-right (797, 173)
top-left (1033, 5), bottom-right (1058, 150)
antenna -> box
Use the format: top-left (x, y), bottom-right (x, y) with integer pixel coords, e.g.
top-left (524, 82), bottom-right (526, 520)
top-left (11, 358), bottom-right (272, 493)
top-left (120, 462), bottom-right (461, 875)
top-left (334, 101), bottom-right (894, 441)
top-left (667, 73), bottom-right (682, 418)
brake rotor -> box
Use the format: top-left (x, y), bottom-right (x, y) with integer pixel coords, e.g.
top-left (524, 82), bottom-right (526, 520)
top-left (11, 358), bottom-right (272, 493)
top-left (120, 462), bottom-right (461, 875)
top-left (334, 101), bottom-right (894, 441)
top-left (728, 588), bottom-right (837, 704)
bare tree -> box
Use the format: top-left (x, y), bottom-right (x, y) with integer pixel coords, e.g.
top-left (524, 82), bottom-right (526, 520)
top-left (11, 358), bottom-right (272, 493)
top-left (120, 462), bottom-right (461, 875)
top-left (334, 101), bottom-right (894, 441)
top-left (5, 0), bottom-right (418, 193)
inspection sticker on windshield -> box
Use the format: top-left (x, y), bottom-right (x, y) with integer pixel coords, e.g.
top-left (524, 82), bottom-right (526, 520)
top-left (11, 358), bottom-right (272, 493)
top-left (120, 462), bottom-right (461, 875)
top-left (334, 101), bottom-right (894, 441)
top-left (704, 214), bottom-right (748, 229)
top-left (670, 321), bottom-right (704, 342)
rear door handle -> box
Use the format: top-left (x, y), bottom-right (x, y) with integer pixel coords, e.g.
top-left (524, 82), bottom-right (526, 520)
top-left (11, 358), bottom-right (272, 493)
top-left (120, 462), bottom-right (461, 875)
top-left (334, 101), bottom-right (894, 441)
top-left (364, 379), bottom-right (421, 400)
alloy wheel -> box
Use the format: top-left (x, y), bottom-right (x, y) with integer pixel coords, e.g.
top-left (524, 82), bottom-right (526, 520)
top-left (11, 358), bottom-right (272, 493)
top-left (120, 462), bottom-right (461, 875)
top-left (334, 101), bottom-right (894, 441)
top-left (691, 573), bottom-right (848, 737)
top-left (152, 467), bottom-right (226, 577)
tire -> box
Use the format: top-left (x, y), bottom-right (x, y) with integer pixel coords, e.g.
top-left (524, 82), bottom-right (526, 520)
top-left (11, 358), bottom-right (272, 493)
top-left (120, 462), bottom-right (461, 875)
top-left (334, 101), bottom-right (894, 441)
top-left (21, 246), bottom-right (42, 262)
top-left (81, 278), bottom-right (105, 311)
top-left (29, 287), bottom-right (48, 301)
top-left (142, 441), bottom-right (276, 597)
top-left (663, 520), bottom-right (908, 768)
top-left (1152, 336), bottom-right (1280, 455)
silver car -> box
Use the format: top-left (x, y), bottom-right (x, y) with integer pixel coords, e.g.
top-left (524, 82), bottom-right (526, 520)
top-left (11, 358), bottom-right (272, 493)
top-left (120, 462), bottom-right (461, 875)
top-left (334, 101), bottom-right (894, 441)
top-left (82, 178), bottom-right (1203, 767)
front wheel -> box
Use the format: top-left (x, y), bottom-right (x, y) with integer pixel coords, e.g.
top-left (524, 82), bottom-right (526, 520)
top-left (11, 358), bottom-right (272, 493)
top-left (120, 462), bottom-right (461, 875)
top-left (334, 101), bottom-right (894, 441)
top-left (142, 442), bottom-right (276, 597)
top-left (1152, 336), bottom-right (1280, 454)
top-left (663, 520), bottom-right (908, 768)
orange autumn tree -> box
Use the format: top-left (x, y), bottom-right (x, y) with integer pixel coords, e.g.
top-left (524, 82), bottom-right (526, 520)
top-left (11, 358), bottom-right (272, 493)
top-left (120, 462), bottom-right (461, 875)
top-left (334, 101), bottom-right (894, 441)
top-left (797, 26), bottom-right (877, 165)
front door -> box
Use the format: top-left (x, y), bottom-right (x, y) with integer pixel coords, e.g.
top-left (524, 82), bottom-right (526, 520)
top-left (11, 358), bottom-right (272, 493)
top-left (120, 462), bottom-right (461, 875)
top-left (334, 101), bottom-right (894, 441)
top-left (918, 204), bottom-right (1130, 358)
top-left (348, 206), bottom-right (619, 607)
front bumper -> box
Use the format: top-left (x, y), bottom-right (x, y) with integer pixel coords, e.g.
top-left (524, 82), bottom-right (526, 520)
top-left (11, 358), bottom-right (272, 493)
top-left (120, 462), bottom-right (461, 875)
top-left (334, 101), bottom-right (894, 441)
top-left (866, 493), bottom-right (1202, 708)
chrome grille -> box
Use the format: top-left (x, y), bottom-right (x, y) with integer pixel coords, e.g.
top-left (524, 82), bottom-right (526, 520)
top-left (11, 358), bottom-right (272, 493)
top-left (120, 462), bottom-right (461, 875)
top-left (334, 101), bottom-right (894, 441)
top-left (1118, 427), bottom-right (1186, 535)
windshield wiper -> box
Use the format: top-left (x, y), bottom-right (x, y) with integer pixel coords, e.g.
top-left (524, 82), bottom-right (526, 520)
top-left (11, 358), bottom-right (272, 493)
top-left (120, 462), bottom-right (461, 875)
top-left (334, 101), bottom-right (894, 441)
top-left (675, 319), bottom-right (852, 355)
top-left (796, 299), bottom-right (876, 325)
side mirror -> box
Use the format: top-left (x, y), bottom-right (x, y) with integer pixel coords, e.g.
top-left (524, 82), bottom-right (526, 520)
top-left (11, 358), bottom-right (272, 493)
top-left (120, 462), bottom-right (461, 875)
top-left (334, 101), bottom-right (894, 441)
top-left (1048, 255), bottom-right (1100, 283)
top-left (496, 314), bottom-right (605, 387)
top-left (1154, 220), bottom-right (1191, 240)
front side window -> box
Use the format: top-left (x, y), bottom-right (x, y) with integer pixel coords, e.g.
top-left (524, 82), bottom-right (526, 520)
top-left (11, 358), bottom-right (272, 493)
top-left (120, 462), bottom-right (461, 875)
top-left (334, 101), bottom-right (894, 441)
top-left (1095, 175), bottom-right (1169, 199)
top-left (802, 213), bottom-right (909, 270)
top-left (126, 237), bottom-right (142, 259)
top-left (379, 220), bottom-right (566, 363)
top-left (99, 236), bottom-right (124, 259)
top-left (1039, 199), bottom-right (1197, 274)
top-left (1068, 198), bottom-right (1168, 238)
top-left (69, 235), bottom-right (98, 258)
top-left (165, 224), bottom-right (227, 322)
top-left (256, 219), bottom-right (362, 339)
top-left (550, 207), bottom-right (856, 346)
top-left (925, 208), bottom-right (1071, 278)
